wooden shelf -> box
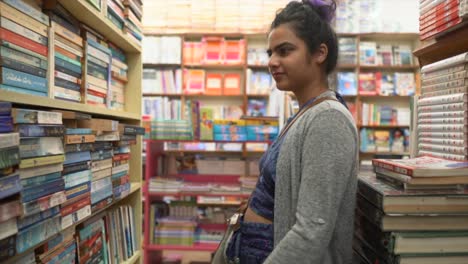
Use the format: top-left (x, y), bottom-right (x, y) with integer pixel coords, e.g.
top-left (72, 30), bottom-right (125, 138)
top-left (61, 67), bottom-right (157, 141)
top-left (143, 63), bottom-right (181, 68)
top-left (358, 95), bottom-right (412, 99)
top-left (359, 32), bottom-right (420, 41)
top-left (143, 93), bottom-right (183, 97)
top-left (413, 22), bottom-right (468, 66)
top-left (4, 183), bottom-right (141, 264)
top-left (359, 65), bottom-right (419, 71)
top-left (121, 250), bottom-right (142, 264)
top-left (146, 243), bottom-right (219, 252)
top-left (58, 0), bottom-right (141, 53)
top-left (184, 64), bottom-right (244, 70)
top-left (360, 151), bottom-right (409, 155)
top-left (146, 139), bottom-right (271, 144)
top-left (359, 125), bottom-right (410, 128)
top-left (164, 149), bottom-right (243, 154)
top-left (0, 90), bottom-right (140, 121)
top-left (246, 94), bottom-right (270, 98)
top-left (149, 192), bottom-right (250, 198)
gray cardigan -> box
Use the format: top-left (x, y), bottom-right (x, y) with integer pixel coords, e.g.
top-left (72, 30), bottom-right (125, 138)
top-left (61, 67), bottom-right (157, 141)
top-left (264, 91), bottom-right (359, 264)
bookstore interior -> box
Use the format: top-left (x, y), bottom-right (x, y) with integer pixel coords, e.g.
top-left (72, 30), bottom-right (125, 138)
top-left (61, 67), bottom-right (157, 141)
top-left (0, 0), bottom-right (468, 263)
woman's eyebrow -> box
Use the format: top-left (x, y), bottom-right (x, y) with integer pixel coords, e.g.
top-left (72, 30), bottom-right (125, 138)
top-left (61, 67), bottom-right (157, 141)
top-left (267, 42), bottom-right (295, 56)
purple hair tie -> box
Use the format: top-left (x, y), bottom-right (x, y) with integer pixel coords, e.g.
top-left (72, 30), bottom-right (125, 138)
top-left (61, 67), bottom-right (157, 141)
top-left (308, 0), bottom-right (335, 23)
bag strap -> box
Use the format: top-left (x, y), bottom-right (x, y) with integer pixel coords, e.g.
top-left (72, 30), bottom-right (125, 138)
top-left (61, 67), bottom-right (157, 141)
top-left (277, 96), bottom-right (338, 141)
top-left (237, 96), bottom-right (338, 215)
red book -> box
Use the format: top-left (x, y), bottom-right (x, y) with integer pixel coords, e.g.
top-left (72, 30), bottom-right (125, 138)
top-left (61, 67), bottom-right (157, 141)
top-left (372, 156), bottom-right (468, 177)
top-left (0, 28), bottom-right (48, 56)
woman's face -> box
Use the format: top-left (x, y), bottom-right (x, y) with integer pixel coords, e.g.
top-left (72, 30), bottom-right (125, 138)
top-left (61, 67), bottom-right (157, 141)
top-left (267, 24), bottom-right (318, 92)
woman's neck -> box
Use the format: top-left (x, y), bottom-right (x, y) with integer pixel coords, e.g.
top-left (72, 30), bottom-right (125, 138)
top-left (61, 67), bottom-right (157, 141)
top-left (295, 79), bottom-right (330, 108)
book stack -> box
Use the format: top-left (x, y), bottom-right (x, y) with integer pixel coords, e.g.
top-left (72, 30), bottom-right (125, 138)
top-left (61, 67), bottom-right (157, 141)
top-left (417, 51), bottom-right (468, 161)
top-left (34, 227), bottom-right (76, 263)
top-left (0, 102), bottom-right (21, 261)
top-left (122, 0), bottom-right (143, 45)
top-left (112, 124), bottom-right (143, 200)
top-left (77, 118), bottom-right (118, 213)
top-left (338, 37), bottom-right (358, 64)
top-left (0, 1), bottom-right (49, 97)
top-left (43, 1), bottom-right (84, 103)
top-left (14, 108), bottom-right (66, 254)
top-left (419, 0), bottom-right (466, 40)
top-left (107, 0), bottom-right (126, 31)
top-left (353, 157), bottom-right (468, 263)
top-left (109, 42), bottom-right (128, 111)
top-left (58, 110), bottom-right (93, 230)
top-left (82, 26), bottom-right (112, 109)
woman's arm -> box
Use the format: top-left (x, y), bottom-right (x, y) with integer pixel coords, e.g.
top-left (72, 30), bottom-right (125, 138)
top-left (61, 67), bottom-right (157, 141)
top-left (265, 109), bottom-right (357, 264)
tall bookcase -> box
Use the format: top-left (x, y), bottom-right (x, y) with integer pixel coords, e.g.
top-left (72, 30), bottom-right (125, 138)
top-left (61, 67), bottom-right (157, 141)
top-left (2, 1), bottom-right (142, 263)
top-left (141, 32), bottom-right (420, 263)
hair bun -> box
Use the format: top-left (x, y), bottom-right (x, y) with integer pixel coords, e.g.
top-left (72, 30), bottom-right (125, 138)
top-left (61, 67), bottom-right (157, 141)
top-left (302, 0), bottom-right (336, 23)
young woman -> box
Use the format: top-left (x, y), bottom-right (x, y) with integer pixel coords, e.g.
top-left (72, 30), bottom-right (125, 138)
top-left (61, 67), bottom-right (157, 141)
top-left (224, 0), bottom-right (359, 263)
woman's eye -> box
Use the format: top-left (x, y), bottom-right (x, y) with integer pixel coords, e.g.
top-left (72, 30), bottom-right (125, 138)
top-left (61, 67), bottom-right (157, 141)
top-left (278, 48), bottom-right (291, 56)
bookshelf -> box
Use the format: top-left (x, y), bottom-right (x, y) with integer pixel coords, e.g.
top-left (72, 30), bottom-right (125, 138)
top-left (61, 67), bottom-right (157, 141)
top-left (1, 0), bottom-right (142, 263)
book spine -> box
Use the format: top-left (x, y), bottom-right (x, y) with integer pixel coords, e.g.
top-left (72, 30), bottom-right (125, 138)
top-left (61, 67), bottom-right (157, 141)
top-left (19, 154), bottom-right (65, 169)
top-left (54, 34), bottom-right (82, 55)
top-left (22, 191), bottom-right (66, 216)
top-left (421, 79), bottom-right (468, 93)
top-left (421, 63), bottom-right (467, 80)
top-left (87, 45), bottom-right (111, 64)
top-left (0, 217), bottom-right (17, 242)
top-left (0, 56), bottom-right (46, 78)
top-left (418, 93), bottom-right (467, 106)
top-left (62, 161), bottom-right (90, 175)
top-left (0, 173), bottom-right (21, 200)
top-left (371, 159), bottom-right (413, 176)
top-left (0, 2), bottom-right (48, 37)
top-left (51, 21), bottom-right (82, 47)
top-left (65, 182), bottom-right (90, 200)
top-left (60, 197), bottom-right (91, 218)
top-left (111, 163), bottom-right (129, 175)
top-left (91, 150), bottom-right (113, 161)
top-left (0, 235), bottom-right (16, 261)
top-left (418, 150), bottom-right (466, 161)
top-left (0, 16), bottom-right (47, 46)
top-left (417, 124), bottom-right (466, 132)
top-left (0, 132), bottom-right (19, 149)
top-left (54, 38), bottom-right (82, 57)
top-left (87, 74), bottom-right (108, 89)
top-left (64, 143), bottom-right (93, 153)
top-left (418, 117), bottom-right (467, 124)
top-left (418, 102), bottom-right (467, 113)
top-left (1, 39), bottom-right (47, 61)
top-left (0, 28), bottom-right (47, 56)
top-left (20, 171), bottom-right (62, 188)
top-left (55, 57), bottom-right (82, 74)
top-left (55, 44), bottom-right (81, 61)
top-left (16, 215), bottom-right (61, 253)
top-left (64, 151), bottom-right (91, 166)
top-left (21, 180), bottom-right (64, 203)
top-left (87, 38), bottom-right (111, 55)
top-left (55, 70), bottom-right (81, 84)
top-left (54, 77), bottom-right (81, 91)
top-left (0, 45), bottom-right (47, 70)
top-left (91, 167), bottom-right (112, 181)
top-left (55, 63), bottom-right (82, 79)
top-left (1, 67), bottom-right (47, 92)
top-left (419, 142), bottom-right (468, 155)
top-left (91, 158), bottom-right (113, 172)
top-left (3, 0), bottom-right (50, 26)
top-left (63, 169), bottom-right (91, 189)
top-left (19, 163), bottom-right (63, 179)
top-left (0, 146), bottom-right (20, 169)
top-left (17, 124), bottom-right (65, 137)
top-left (53, 86), bottom-right (81, 102)
top-left (422, 70), bottom-right (466, 86)
top-left (55, 51), bottom-right (81, 67)
top-left (0, 84), bottom-right (46, 97)
top-left (17, 205), bottom-right (60, 231)
top-left (66, 128), bottom-right (92, 135)
top-left (422, 85), bottom-right (468, 97)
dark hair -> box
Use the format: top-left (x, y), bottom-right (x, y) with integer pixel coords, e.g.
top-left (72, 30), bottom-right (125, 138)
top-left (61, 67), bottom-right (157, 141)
top-left (271, 0), bottom-right (338, 74)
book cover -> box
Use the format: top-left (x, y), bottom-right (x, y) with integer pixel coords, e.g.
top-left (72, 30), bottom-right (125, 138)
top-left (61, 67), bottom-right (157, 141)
top-left (337, 72), bottom-right (357, 95)
top-left (358, 73), bottom-right (377, 95)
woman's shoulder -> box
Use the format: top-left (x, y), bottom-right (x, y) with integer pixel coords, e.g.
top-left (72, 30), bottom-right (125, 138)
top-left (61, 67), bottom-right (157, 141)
top-left (301, 98), bottom-right (355, 125)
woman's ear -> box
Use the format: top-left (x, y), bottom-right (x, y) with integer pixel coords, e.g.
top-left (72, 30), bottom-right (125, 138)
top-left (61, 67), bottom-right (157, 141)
top-left (315, 43), bottom-right (328, 64)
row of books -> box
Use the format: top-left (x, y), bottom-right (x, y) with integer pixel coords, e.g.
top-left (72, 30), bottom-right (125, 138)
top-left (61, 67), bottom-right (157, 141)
top-left (0, 0), bottom-right (129, 111)
top-left (149, 177), bottom-right (246, 194)
top-left (142, 68), bottom-right (183, 95)
top-left (246, 69), bottom-right (273, 95)
top-left (354, 156), bottom-right (468, 263)
top-left (0, 102), bottom-right (143, 261)
top-left (359, 41), bottom-right (413, 66)
top-left (142, 36), bottom-right (182, 64)
top-left (247, 47), bottom-right (269, 66)
top-left (183, 37), bottom-right (245, 65)
top-left (356, 72), bottom-right (416, 96)
top-left (184, 69), bottom-right (242, 95)
top-left (143, 0), bottom-right (290, 33)
top-left (361, 103), bottom-right (411, 126)
top-left (419, 0), bottom-right (468, 40)
top-left (417, 51), bottom-right (468, 161)
top-left (87, 0), bottom-right (143, 46)
top-left (360, 128), bottom-right (410, 153)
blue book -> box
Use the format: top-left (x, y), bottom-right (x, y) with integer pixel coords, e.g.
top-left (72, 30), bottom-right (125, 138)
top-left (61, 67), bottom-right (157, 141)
top-left (21, 171), bottom-right (62, 188)
top-left (64, 151), bottom-right (91, 165)
top-left (65, 182), bottom-right (90, 200)
top-left (337, 72), bottom-right (357, 95)
top-left (17, 124), bottom-right (65, 137)
top-left (0, 84), bottom-right (47, 97)
top-left (17, 206), bottom-right (60, 231)
top-left (0, 116), bottom-right (13, 132)
top-left (21, 179), bottom-right (64, 203)
top-left (109, 47), bottom-right (126, 63)
top-left (87, 38), bottom-right (111, 54)
top-left (0, 67), bottom-right (47, 92)
top-left (0, 173), bottom-right (21, 199)
top-left (66, 128), bottom-right (93, 135)
top-left (0, 101), bottom-right (11, 115)
top-left (16, 215), bottom-right (61, 253)
top-left (111, 170), bottom-right (127, 180)
top-left (47, 241), bottom-right (76, 264)
top-left (55, 57), bottom-right (82, 74)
